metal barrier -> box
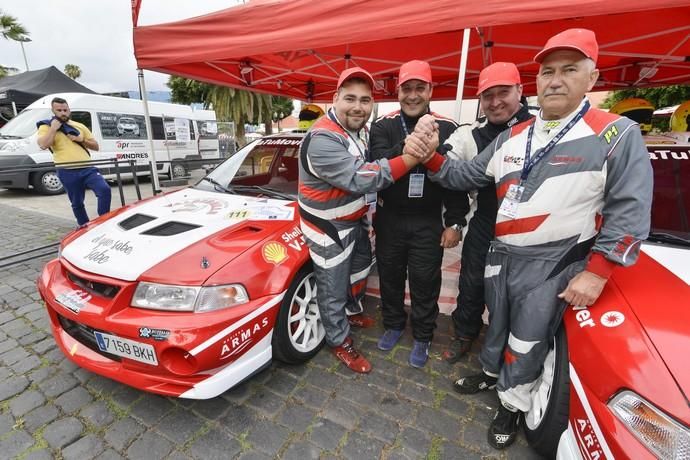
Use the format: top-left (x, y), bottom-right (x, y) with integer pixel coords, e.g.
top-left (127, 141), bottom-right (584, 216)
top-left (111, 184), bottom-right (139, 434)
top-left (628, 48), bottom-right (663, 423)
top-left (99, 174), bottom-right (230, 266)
top-left (0, 156), bottom-right (226, 206)
top-left (0, 242), bottom-right (59, 270)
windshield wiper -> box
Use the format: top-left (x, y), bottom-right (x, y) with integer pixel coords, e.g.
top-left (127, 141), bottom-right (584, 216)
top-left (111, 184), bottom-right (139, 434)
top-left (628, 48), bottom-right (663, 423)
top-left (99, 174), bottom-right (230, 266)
top-left (647, 231), bottom-right (690, 248)
top-left (199, 176), bottom-right (233, 194)
top-left (229, 184), bottom-right (294, 201)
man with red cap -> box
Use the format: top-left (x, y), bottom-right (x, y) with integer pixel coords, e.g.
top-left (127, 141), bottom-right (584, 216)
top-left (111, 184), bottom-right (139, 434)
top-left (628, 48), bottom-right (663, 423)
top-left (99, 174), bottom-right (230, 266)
top-left (441, 62), bottom-right (534, 365)
top-left (369, 60), bottom-right (469, 368)
top-left (405, 29), bottom-right (652, 449)
top-left (298, 67), bottom-right (420, 373)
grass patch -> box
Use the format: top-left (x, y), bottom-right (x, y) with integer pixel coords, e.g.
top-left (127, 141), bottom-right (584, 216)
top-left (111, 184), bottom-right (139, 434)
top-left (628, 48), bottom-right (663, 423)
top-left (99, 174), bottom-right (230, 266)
top-left (426, 436), bottom-right (443, 460)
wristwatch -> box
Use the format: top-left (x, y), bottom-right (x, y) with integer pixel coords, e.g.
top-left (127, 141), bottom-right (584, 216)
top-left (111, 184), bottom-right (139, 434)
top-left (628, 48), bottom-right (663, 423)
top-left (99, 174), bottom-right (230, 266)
top-left (449, 224), bottom-right (461, 232)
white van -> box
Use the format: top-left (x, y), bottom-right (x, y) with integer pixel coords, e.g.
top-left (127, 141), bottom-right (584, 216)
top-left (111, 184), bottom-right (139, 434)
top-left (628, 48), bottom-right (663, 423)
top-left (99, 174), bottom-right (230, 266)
top-left (0, 93), bottom-right (218, 194)
top-left (191, 108), bottom-right (220, 163)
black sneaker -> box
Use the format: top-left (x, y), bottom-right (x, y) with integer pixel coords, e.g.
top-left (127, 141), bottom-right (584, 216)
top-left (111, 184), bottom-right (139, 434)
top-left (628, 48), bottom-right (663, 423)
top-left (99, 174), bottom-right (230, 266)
top-left (453, 372), bottom-right (498, 394)
top-left (442, 337), bottom-right (473, 364)
top-left (488, 403), bottom-right (521, 449)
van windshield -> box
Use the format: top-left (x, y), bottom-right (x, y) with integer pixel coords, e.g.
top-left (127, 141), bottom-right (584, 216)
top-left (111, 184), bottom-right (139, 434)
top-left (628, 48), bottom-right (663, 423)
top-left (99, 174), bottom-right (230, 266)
top-left (0, 109), bottom-right (52, 138)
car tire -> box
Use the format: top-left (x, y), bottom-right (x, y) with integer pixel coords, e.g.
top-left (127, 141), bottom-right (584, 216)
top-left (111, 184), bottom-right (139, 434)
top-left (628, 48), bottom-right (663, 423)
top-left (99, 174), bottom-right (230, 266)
top-left (170, 162), bottom-right (187, 178)
top-left (524, 325), bottom-right (570, 458)
top-left (31, 170), bottom-right (65, 195)
top-left (271, 267), bottom-right (325, 364)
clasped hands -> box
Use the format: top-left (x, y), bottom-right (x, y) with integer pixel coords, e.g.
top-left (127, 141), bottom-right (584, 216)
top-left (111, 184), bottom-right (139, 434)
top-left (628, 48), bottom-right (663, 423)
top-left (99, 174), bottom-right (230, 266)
top-left (403, 114), bottom-right (439, 164)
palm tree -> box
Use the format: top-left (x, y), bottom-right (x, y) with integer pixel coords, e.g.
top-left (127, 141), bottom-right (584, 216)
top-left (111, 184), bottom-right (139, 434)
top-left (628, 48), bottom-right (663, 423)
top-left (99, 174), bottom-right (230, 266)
top-left (168, 76), bottom-right (276, 146)
top-left (1, 10), bottom-right (28, 41)
top-left (206, 87), bottom-right (273, 146)
top-left (1, 10), bottom-right (29, 77)
top-left (64, 64), bottom-right (82, 80)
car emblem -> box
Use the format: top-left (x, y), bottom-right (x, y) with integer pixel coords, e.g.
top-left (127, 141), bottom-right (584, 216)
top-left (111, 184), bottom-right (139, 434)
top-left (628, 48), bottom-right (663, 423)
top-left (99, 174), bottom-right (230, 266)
top-left (262, 241), bottom-right (288, 265)
top-left (600, 311), bottom-right (625, 328)
top-left (201, 256), bottom-right (210, 269)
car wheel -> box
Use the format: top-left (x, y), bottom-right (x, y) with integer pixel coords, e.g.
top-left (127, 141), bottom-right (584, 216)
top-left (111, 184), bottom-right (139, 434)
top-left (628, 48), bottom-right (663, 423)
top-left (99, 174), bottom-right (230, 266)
top-left (170, 162), bottom-right (187, 178)
top-left (31, 170), bottom-right (65, 195)
top-left (271, 268), bottom-right (325, 364)
top-left (524, 324), bottom-right (570, 458)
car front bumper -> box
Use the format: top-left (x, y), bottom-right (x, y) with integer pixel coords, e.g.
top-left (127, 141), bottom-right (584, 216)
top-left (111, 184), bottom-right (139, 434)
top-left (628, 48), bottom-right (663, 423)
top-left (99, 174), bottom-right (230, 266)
top-left (37, 258), bottom-right (284, 399)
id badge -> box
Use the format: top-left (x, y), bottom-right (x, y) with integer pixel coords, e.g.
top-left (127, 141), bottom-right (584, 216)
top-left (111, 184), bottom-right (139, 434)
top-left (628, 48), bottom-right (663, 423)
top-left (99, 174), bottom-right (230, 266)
top-left (498, 184), bottom-right (524, 219)
top-left (365, 192), bottom-right (377, 205)
top-left (408, 173), bottom-right (425, 198)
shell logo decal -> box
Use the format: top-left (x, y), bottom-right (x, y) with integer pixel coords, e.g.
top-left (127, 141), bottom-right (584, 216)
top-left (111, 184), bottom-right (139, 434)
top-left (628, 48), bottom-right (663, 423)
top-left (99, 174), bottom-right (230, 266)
top-left (262, 241), bottom-right (288, 265)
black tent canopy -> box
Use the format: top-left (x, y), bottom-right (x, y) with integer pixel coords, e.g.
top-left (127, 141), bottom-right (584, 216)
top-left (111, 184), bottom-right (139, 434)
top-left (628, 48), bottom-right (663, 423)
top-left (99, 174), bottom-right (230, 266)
top-left (0, 66), bottom-right (95, 112)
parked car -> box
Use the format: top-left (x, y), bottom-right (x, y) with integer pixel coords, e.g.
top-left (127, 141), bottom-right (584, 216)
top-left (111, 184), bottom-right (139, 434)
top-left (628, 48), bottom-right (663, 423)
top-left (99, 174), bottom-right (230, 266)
top-left (523, 139), bottom-right (690, 458)
top-left (37, 133), bottom-right (310, 399)
top-left (116, 116), bottom-right (140, 137)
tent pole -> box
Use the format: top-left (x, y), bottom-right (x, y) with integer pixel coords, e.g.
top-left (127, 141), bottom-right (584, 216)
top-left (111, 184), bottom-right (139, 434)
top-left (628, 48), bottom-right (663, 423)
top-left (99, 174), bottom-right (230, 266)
top-left (137, 69), bottom-right (161, 193)
top-left (453, 28), bottom-right (471, 123)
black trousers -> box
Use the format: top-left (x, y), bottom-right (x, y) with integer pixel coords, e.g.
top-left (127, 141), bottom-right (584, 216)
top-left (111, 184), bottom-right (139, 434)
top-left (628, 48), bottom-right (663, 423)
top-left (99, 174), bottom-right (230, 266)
top-left (374, 210), bottom-right (443, 341)
top-left (453, 212), bottom-right (494, 340)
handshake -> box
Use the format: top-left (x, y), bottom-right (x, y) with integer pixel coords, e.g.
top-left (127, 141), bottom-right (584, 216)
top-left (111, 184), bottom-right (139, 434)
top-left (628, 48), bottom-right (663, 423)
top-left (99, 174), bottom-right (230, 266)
top-left (403, 114), bottom-right (440, 164)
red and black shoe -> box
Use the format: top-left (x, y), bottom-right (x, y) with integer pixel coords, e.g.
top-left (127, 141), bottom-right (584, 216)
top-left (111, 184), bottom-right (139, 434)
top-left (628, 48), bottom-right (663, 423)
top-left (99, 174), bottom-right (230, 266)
top-left (347, 313), bottom-right (376, 328)
top-left (331, 337), bottom-right (372, 373)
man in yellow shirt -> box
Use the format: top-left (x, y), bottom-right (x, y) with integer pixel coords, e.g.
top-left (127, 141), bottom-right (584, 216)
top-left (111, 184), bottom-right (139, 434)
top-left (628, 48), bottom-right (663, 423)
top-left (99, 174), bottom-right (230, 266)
top-left (37, 97), bottom-right (111, 226)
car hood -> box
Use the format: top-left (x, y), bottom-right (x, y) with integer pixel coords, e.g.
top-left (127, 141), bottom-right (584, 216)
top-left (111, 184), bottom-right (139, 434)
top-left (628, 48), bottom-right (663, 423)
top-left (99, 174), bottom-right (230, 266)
top-left (614, 244), bottom-right (690, 402)
top-left (61, 187), bottom-right (295, 282)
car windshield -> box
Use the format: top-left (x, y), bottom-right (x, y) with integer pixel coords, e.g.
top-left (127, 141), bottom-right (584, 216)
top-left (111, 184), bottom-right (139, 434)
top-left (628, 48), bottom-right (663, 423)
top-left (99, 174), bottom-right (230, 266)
top-left (0, 108), bottom-right (52, 138)
top-left (195, 136), bottom-right (302, 199)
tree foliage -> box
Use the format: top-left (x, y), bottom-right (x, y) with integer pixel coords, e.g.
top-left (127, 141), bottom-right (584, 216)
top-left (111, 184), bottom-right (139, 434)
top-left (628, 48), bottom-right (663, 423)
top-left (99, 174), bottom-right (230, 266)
top-left (1, 10), bottom-right (28, 40)
top-left (167, 76), bottom-right (293, 145)
top-left (1, 9), bottom-right (29, 77)
top-left (601, 86), bottom-right (690, 110)
top-left (64, 64), bottom-right (82, 80)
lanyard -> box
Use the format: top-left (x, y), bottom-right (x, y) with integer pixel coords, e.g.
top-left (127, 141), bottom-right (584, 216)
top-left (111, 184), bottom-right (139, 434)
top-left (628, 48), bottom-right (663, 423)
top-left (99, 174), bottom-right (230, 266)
top-left (521, 101), bottom-right (590, 183)
top-left (400, 109), bottom-right (430, 174)
top-left (328, 110), bottom-right (367, 160)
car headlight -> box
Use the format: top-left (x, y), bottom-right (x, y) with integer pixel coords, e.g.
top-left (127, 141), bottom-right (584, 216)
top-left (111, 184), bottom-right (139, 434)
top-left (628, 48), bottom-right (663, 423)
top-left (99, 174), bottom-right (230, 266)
top-left (609, 390), bottom-right (690, 459)
top-left (132, 282), bottom-right (248, 312)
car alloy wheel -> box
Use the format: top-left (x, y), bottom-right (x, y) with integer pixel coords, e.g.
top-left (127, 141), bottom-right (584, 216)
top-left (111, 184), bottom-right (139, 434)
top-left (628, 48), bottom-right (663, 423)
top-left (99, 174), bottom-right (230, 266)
top-left (271, 268), bottom-right (325, 364)
top-left (286, 272), bottom-right (323, 353)
top-left (523, 325), bottom-right (571, 457)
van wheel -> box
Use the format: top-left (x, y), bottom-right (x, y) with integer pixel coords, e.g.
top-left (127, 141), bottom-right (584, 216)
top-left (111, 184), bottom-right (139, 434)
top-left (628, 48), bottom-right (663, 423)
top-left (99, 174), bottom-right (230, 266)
top-left (272, 268), bottom-right (325, 364)
top-left (32, 171), bottom-right (65, 195)
top-left (524, 325), bottom-right (570, 458)
top-left (170, 162), bottom-right (187, 178)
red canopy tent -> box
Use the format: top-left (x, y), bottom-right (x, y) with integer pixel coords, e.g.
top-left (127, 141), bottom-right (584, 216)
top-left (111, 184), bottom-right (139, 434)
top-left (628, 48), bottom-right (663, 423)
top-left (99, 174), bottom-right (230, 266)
top-left (133, 0), bottom-right (690, 102)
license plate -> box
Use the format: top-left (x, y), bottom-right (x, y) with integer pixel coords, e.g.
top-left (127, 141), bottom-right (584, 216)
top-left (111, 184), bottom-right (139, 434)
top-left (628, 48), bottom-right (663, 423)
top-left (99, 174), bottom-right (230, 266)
top-left (93, 331), bottom-right (158, 365)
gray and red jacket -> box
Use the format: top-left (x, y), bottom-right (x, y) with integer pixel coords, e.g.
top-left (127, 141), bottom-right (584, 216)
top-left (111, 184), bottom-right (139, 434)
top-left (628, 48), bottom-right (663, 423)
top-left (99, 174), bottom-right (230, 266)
top-left (298, 112), bottom-right (408, 242)
top-left (425, 99), bottom-right (653, 278)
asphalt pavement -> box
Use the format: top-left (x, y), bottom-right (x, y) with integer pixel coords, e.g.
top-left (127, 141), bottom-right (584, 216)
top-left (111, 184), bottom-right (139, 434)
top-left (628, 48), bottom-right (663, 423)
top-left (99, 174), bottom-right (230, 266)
top-left (0, 193), bottom-right (543, 459)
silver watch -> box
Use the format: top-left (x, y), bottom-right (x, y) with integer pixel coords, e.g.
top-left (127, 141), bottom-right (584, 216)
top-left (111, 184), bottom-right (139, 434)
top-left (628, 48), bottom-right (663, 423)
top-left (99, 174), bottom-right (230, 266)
top-left (449, 224), bottom-right (461, 232)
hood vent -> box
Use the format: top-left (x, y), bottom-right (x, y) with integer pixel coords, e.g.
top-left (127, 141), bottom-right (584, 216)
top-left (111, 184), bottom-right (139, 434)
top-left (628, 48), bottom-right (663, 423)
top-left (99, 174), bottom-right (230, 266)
top-left (141, 221), bottom-right (201, 236)
top-left (119, 213), bottom-right (156, 230)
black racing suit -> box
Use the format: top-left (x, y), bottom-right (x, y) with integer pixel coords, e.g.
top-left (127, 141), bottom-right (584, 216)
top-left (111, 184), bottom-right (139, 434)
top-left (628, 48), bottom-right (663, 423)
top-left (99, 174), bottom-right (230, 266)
top-left (443, 105), bottom-right (534, 340)
top-left (370, 110), bottom-right (469, 341)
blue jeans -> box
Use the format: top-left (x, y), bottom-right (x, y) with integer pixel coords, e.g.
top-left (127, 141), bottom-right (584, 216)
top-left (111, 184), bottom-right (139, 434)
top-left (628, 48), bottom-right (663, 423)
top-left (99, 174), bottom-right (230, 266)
top-left (57, 167), bottom-right (111, 225)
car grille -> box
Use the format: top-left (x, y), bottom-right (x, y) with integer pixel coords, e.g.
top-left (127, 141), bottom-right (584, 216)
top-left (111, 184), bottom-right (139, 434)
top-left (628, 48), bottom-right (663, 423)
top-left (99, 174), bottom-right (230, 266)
top-left (57, 314), bottom-right (121, 362)
top-left (66, 271), bottom-right (119, 299)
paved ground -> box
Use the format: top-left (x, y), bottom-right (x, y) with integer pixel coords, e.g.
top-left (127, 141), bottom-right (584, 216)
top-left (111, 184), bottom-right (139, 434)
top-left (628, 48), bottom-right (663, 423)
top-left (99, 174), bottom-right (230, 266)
top-left (0, 202), bottom-right (544, 459)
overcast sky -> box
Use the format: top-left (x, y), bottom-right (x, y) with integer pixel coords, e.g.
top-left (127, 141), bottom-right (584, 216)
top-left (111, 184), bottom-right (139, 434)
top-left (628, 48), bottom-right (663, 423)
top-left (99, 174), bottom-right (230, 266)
top-left (0, 1), bottom-right (243, 93)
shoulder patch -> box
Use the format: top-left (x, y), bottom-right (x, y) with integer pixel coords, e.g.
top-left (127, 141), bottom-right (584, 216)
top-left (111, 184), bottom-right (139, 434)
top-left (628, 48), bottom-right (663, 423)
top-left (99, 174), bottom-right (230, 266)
top-left (430, 112), bottom-right (460, 127)
top-left (376, 110), bottom-right (401, 123)
top-left (311, 116), bottom-right (346, 136)
top-left (583, 109), bottom-right (622, 136)
top-left (509, 118), bottom-right (534, 138)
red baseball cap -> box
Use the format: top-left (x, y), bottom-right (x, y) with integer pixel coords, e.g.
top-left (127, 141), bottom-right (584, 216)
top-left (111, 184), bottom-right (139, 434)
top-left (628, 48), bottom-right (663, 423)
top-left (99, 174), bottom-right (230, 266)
top-left (337, 67), bottom-right (375, 90)
top-left (397, 60), bottom-right (433, 87)
top-left (476, 62), bottom-right (521, 95)
top-left (534, 28), bottom-right (599, 63)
